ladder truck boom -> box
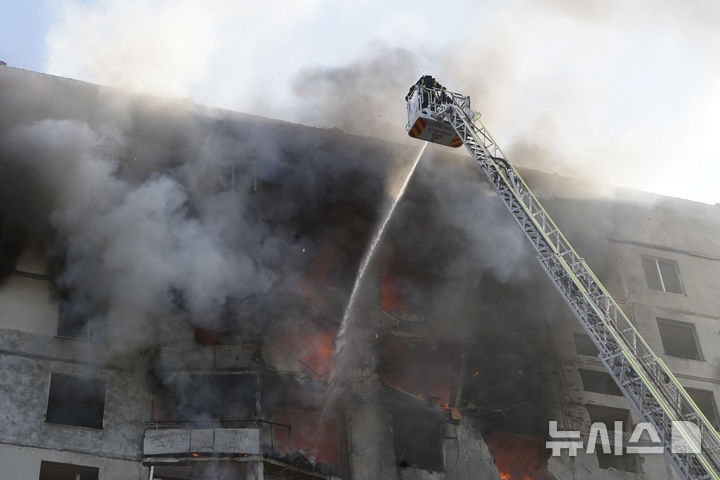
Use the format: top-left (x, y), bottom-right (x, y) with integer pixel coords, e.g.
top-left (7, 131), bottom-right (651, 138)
top-left (405, 76), bottom-right (720, 480)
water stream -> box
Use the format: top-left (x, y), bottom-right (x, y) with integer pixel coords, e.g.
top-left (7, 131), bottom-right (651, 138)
top-left (326, 142), bottom-right (427, 403)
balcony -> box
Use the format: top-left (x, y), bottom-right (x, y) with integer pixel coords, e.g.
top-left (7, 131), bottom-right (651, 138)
top-left (143, 420), bottom-right (343, 479)
top-left (157, 343), bottom-right (262, 372)
top-left (143, 426), bottom-right (261, 456)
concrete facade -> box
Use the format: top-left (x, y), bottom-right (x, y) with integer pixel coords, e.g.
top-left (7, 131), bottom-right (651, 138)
top-left (0, 265), bottom-right (150, 479)
top-left (1, 66), bottom-right (720, 480)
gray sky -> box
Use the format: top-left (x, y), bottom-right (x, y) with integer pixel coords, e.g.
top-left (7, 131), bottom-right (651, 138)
top-left (2, 0), bottom-right (720, 204)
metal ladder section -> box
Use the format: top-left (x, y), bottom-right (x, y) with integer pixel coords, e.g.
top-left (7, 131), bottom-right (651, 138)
top-left (419, 85), bottom-right (720, 480)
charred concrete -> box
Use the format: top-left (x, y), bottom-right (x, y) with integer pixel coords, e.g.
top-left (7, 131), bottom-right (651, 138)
top-left (1, 66), bottom-right (720, 480)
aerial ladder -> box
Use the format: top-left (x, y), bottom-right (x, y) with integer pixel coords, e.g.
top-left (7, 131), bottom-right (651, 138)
top-left (405, 76), bottom-right (720, 480)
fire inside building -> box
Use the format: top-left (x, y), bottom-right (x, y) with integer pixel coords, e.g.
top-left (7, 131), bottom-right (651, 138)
top-left (1, 65), bottom-right (720, 480)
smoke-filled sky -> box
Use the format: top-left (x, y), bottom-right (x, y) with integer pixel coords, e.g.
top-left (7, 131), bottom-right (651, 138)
top-left (2, 0), bottom-right (720, 204)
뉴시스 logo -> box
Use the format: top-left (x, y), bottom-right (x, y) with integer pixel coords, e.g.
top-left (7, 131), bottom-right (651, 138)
top-left (546, 420), bottom-right (701, 456)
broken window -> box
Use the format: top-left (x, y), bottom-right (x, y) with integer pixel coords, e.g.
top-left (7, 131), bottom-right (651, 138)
top-left (219, 160), bottom-right (283, 194)
top-left (484, 432), bottom-right (548, 479)
top-left (218, 161), bottom-right (257, 193)
top-left (272, 409), bottom-right (340, 465)
top-left (657, 318), bottom-right (702, 360)
top-left (641, 256), bottom-right (683, 293)
top-left (39, 461), bottom-right (99, 480)
top-left (392, 414), bottom-right (443, 471)
top-left (586, 405), bottom-right (630, 432)
top-left (46, 373), bottom-right (105, 429)
top-left (573, 333), bottom-right (598, 356)
top-left (685, 387), bottom-right (719, 430)
top-left (597, 451), bottom-right (640, 472)
top-left (379, 341), bottom-right (460, 404)
top-left (57, 299), bottom-right (107, 342)
top-left (155, 374), bottom-right (256, 422)
top-left (579, 369), bottom-right (622, 396)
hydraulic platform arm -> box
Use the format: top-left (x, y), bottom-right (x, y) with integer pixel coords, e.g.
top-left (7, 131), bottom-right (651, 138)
top-left (405, 78), bottom-right (720, 480)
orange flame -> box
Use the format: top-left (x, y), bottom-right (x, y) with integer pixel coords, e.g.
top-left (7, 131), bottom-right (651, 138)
top-left (273, 410), bottom-right (339, 465)
top-left (274, 328), bottom-right (336, 381)
top-left (379, 342), bottom-right (459, 403)
top-left (381, 270), bottom-right (405, 312)
top-left (485, 432), bottom-right (550, 480)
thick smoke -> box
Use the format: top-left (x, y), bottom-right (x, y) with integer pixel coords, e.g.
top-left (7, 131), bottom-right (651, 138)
top-left (0, 70), bottom-right (411, 359)
top-left (41, 0), bottom-right (720, 204)
top-left (292, 43), bottom-right (419, 141)
top-left (433, 0), bottom-right (720, 203)
top-left (2, 117), bottom-right (253, 349)
top-left (4, 31), bottom-right (702, 449)
top-left (1, 60), bottom-right (560, 441)
top-left (370, 148), bottom-right (561, 435)
top-left (3, 3), bottom-right (718, 476)
top-left (43, 0), bottom-right (330, 104)
top-left (291, 47), bottom-right (559, 427)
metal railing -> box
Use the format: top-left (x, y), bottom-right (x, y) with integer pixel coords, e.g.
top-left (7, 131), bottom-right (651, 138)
top-left (144, 418), bottom-right (291, 458)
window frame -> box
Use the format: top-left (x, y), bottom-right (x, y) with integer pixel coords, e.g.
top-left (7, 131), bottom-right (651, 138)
top-left (45, 373), bottom-right (106, 429)
top-left (39, 461), bottom-right (99, 480)
top-left (684, 387), bottom-right (719, 430)
top-left (573, 333), bottom-right (599, 356)
top-left (596, 450), bottom-right (641, 473)
top-left (585, 404), bottom-right (631, 433)
top-left (392, 413), bottom-right (444, 471)
top-left (56, 297), bottom-right (108, 343)
top-left (641, 255), bottom-right (685, 294)
top-left (578, 369), bottom-right (623, 396)
top-left (656, 317), bottom-right (703, 361)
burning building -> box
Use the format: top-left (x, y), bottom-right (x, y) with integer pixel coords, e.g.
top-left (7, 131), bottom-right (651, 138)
top-left (1, 65), bottom-right (719, 480)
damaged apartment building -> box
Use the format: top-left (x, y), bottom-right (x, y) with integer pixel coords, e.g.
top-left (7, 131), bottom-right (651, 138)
top-left (1, 65), bottom-right (720, 480)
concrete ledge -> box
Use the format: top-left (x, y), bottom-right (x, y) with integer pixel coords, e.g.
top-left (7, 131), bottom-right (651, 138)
top-left (143, 428), bottom-right (260, 456)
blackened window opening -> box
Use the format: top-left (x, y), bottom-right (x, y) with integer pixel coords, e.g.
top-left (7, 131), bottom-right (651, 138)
top-left (155, 374), bottom-right (257, 423)
top-left (46, 373), bottom-right (106, 429)
top-left (392, 415), bottom-right (444, 472)
top-left (657, 318), bottom-right (702, 360)
top-left (57, 298), bottom-right (107, 342)
top-left (574, 333), bottom-right (599, 356)
top-left (685, 387), bottom-right (719, 430)
top-left (597, 451), bottom-right (640, 473)
top-left (39, 461), bottom-right (99, 480)
top-left (579, 369), bottom-right (622, 396)
top-left (586, 405), bottom-right (630, 432)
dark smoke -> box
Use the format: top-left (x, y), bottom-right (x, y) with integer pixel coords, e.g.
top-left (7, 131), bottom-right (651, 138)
top-left (0, 57), bottom-right (617, 445)
top-left (0, 68), bottom-right (412, 359)
top-left (292, 43), bottom-right (420, 141)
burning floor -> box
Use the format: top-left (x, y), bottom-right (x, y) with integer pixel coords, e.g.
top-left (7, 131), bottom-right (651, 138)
top-left (0, 65), bottom-right (556, 479)
top-left (2, 66), bottom-right (702, 480)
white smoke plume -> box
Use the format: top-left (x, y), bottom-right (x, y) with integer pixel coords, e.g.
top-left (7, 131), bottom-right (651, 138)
top-left (1, 116), bottom-right (259, 350)
top-left (1, 0), bottom-right (715, 448)
top-left (0, 72), bottom-right (410, 355)
top-left (42, 0), bottom-right (720, 204)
